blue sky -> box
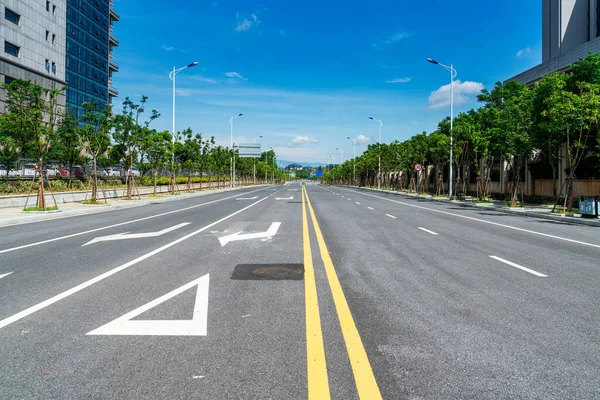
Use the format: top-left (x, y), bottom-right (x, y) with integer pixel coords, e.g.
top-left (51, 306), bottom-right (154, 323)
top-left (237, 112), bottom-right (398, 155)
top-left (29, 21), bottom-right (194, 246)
top-left (112, 0), bottom-right (542, 164)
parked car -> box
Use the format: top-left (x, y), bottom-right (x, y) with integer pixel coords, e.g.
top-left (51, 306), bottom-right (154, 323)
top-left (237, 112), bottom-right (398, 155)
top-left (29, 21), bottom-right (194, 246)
top-left (86, 167), bottom-right (107, 178)
top-left (105, 167), bottom-right (121, 177)
top-left (127, 166), bottom-right (141, 177)
top-left (0, 165), bottom-right (7, 177)
top-left (70, 166), bottom-right (86, 178)
top-left (56, 168), bottom-right (69, 177)
top-left (23, 164), bottom-right (38, 177)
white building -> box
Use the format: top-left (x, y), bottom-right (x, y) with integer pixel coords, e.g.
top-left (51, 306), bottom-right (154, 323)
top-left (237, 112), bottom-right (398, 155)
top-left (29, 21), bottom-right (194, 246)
top-left (510, 0), bottom-right (600, 84)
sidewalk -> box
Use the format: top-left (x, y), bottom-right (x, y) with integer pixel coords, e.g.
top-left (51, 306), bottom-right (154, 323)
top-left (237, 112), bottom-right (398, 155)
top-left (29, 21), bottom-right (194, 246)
top-left (0, 186), bottom-right (266, 227)
top-left (340, 186), bottom-right (600, 228)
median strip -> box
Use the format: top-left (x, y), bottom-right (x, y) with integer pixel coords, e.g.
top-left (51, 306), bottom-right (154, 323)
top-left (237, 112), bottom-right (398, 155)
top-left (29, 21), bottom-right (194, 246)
top-left (301, 186), bottom-right (330, 399)
top-left (304, 187), bottom-right (382, 400)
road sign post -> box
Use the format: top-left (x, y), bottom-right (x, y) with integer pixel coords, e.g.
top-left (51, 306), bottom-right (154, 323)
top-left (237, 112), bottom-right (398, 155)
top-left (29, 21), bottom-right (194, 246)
top-left (414, 164), bottom-right (423, 194)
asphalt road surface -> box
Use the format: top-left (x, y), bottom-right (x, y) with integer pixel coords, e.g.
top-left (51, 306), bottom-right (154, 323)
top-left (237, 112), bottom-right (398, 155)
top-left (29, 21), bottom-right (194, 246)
top-left (1, 182), bottom-right (599, 399)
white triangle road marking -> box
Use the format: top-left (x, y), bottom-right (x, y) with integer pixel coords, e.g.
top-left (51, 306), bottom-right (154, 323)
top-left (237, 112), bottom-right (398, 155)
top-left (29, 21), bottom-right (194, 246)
top-left (0, 272), bottom-right (14, 280)
top-left (87, 274), bottom-right (209, 336)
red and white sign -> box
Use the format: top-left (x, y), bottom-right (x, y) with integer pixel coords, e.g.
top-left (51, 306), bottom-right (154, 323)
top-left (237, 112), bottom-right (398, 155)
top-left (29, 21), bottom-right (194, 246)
top-left (414, 163), bottom-right (423, 172)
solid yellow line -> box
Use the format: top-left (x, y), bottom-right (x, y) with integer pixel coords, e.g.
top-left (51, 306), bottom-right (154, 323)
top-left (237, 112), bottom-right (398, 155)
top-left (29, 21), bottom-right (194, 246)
top-left (304, 187), bottom-right (383, 400)
top-left (302, 185), bottom-right (331, 399)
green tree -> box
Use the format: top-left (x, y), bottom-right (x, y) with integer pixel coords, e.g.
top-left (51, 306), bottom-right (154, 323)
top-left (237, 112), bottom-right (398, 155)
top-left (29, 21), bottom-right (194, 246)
top-left (138, 128), bottom-right (171, 194)
top-left (80, 102), bottom-right (113, 202)
top-left (50, 112), bottom-right (86, 185)
top-left (0, 114), bottom-right (20, 178)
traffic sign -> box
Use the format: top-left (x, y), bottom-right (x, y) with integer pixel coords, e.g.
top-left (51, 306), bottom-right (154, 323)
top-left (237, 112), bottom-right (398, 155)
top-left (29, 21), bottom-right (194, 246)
top-left (414, 163), bottom-right (423, 172)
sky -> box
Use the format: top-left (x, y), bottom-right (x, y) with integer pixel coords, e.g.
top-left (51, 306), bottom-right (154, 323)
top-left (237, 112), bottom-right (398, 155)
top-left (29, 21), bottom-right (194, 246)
top-left (112, 0), bottom-right (542, 165)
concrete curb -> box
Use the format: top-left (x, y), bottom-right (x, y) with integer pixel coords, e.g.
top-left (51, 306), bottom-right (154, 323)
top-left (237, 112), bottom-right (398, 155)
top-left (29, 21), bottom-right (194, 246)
top-left (0, 186), bottom-right (268, 227)
top-left (337, 186), bottom-right (600, 228)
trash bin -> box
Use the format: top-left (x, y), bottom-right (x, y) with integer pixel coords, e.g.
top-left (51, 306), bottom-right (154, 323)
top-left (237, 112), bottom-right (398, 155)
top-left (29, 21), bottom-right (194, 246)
top-left (579, 196), bottom-right (599, 216)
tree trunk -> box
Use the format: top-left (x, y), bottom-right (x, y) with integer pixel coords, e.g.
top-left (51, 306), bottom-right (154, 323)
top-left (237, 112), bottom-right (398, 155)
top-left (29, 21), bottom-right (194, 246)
top-left (37, 157), bottom-right (46, 209)
top-left (153, 170), bottom-right (157, 195)
top-left (92, 156), bottom-right (98, 202)
top-left (126, 155), bottom-right (133, 200)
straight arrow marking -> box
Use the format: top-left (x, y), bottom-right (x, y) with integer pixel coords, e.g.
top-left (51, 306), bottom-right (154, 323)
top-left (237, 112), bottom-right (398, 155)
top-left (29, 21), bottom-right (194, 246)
top-left (0, 272), bottom-right (14, 280)
top-left (218, 222), bottom-right (281, 246)
top-left (87, 274), bottom-right (210, 336)
top-left (83, 223), bottom-right (190, 246)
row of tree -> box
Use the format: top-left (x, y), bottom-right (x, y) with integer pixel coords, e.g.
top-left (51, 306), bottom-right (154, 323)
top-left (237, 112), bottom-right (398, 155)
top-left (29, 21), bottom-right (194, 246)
top-left (0, 80), bottom-right (284, 208)
top-left (323, 52), bottom-right (600, 211)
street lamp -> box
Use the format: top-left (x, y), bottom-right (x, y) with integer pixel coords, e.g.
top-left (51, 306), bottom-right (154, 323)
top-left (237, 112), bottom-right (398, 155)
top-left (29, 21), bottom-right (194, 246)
top-left (169, 61), bottom-right (198, 192)
top-left (367, 116), bottom-right (383, 190)
top-left (347, 136), bottom-right (357, 186)
top-left (336, 147), bottom-right (344, 163)
top-left (229, 112), bottom-right (244, 188)
top-left (253, 135), bottom-right (262, 185)
top-left (427, 57), bottom-right (457, 198)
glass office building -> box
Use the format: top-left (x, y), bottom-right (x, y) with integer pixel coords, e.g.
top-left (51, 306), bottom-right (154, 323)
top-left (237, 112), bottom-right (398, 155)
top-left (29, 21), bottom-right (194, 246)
top-left (65, 0), bottom-right (118, 119)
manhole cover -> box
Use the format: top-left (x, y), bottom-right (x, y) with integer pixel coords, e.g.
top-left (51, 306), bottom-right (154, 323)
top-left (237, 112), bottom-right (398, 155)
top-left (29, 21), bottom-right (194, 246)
top-left (231, 264), bottom-right (304, 280)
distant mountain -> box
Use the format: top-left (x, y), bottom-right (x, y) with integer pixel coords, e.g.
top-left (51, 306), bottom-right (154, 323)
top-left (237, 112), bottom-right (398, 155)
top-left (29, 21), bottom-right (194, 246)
top-left (278, 160), bottom-right (324, 168)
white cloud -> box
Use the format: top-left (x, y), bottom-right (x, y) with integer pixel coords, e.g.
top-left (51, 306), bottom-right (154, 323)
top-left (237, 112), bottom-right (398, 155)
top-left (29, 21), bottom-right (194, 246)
top-left (191, 76), bottom-right (217, 84)
top-left (386, 77), bottom-right (412, 84)
top-left (289, 135), bottom-right (318, 146)
top-left (355, 134), bottom-right (370, 145)
top-left (225, 72), bottom-right (244, 79)
top-left (234, 12), bottom-right (261, 32)
top-left (516, 47), bottom-right (531, 57)
top-left (428, 80), bottom-right (484, 110)
top-left (161, 45), bottom-right (174, 51)
top-left (387, 32), bottom-right (409, 43)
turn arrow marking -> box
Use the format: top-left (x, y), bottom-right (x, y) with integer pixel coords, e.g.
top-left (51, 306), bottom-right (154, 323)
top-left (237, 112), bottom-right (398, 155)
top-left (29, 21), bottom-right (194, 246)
top-left (87, 274), bottom-right (209, 336)
top-left (82, 223), bottom-right (190, 246)
top-left (218, 222), bottom-right (281, 246)
top-left (0, 272), bottom-right (14, 280)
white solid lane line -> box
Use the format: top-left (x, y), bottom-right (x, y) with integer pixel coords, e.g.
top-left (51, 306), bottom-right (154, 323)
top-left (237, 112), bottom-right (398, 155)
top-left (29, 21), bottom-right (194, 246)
top-left (489, 256), bottom-right (548, 277)
top-left (0, 272), bottom-right (13, 280)
top-left (418, 227), bottom-right (439, 235)
top-left (339, 188), bottom-right (600, 250)
top-left (385, 214), bottom-right (397, 219)
top-left (367, 207), bottom-right (374, 210)
top-left (0, 187), bottom-right (269, 255)
top-left (0, 197), bottom-right (268, 330)
top-left (356, 202), bottom-right (361, 205)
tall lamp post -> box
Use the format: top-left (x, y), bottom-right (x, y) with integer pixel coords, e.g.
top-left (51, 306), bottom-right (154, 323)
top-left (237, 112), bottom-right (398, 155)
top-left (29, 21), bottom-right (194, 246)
top-left (253, 135), bottom-right (262, 185)
top-left (169, 61), bottom-right (198, 192)
top-left (367, 116), bottom-right (383, 190)
top-left (347, 136), bottom-right (357, 186)
top-left (427, 58), bottom-right (457, 198)
top-left (336, 147), bottom-right (344, 163)
top-left (229, 112), bottom-right (244, 188)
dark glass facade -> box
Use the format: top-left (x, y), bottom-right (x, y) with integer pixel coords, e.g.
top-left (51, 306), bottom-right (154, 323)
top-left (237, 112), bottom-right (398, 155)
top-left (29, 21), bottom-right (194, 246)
top-left (65, 0), bottom-right (110, 119)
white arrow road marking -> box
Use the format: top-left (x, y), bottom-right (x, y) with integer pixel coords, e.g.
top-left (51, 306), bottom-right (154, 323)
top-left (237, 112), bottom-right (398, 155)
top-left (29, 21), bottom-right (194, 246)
top-left (0, 272), bottom-right (14, 280)
top-left (82, 223), bottom-right (190, 246)
top-left (489, 256), bottom-right (547, 277)
top-left (218, 222), bottom-right (281, 247)
top-left (275, 197), bottom-right (294, 200)
top-left (87, 274), bottom-right (209, 336)
top-left (236, 196), bottom-right (258, 200)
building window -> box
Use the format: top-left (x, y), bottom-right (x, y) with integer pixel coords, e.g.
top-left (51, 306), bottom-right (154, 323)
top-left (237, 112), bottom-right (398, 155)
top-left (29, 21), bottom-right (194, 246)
top-left (4, 41), bottom-right (20, 57)
top-left (46, 1), bottom-right (50, 11)
top-left (52, 34), bottom-right (56, 44)
top-left (53, 5), bottom-right (56, 16)
top-left (4, 76), bottom-right (14, 85)
top-left (45, 59), bottom-right (50, 71)
top-left (52, 62), bottom-right (56, 74)
top-left (5, 8), bottom-right (20, 24)
top-left (46, 30), bottom-right (50, 41)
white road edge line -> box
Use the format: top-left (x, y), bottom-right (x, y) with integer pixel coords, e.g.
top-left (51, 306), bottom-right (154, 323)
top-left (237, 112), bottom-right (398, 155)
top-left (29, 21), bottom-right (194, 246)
top-left (418, 227), bottom-right (438, 235)
top-left (0, 187), bottom-right (268, 255)
top-left (489, 256), bottom-right (547, 277)
top-left (356, 202), bottom-right (361, 205)
top-left (385, 214), bottom-right (397, 219)
top-left (0, 197), bottom-right (268, 330)
top-left (338, 187), bottom-right (600, 250)
top-left (367, 207), bottom-right (374, 210)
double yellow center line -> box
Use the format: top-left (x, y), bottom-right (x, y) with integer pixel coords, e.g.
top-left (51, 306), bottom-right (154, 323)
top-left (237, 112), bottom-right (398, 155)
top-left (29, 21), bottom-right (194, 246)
top-left (301, 185), bottom-right (382, 400)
